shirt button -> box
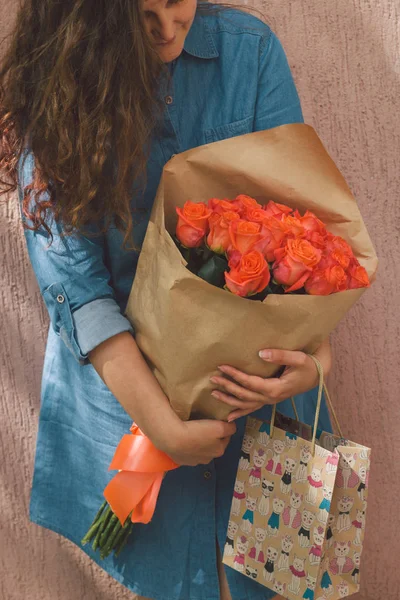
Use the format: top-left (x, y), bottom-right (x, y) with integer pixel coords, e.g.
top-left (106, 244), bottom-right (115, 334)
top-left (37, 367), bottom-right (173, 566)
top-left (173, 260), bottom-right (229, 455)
top-left (165, 95), bottom-right (173, 105)
top-left (204, 470), bottom-right (212, 480)
top-left (171, 154), bottom-right (176, 159)
top-left (56, 294), bottom-right (65, 303)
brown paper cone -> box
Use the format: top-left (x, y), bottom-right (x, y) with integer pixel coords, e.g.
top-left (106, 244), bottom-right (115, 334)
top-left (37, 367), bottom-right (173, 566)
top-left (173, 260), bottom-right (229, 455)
top-left (125, 124), bottom-right (377, 421)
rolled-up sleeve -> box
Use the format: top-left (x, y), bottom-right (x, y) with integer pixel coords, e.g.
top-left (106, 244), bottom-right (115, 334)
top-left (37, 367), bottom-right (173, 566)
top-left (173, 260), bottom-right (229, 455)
top-left (18, 149), bottom-right (134, 365)
top-left (255, 31), bottom-right (304, 130)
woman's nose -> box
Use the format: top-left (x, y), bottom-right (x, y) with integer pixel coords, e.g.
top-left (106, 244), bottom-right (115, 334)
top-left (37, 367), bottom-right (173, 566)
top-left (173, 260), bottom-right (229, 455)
top-left (153, 16), bottom-right (176, 42)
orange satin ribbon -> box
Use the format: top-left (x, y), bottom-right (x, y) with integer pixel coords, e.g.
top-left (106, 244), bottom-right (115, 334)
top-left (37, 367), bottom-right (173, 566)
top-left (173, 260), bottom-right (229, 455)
top-left (104, 424), bottom-right (179, 525)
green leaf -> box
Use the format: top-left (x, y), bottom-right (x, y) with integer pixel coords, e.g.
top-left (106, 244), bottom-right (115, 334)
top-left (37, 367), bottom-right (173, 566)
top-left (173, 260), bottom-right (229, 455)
top-left (197, 255), bottom-right (228, 288)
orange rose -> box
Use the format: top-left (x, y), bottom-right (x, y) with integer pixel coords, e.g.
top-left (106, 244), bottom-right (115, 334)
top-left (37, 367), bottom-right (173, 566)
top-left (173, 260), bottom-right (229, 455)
top-left (245, 206), bottom-right (268, 223)
top-left (263, 200), bottom-right (293, 220)
top-left (207, 211), bottom-right (240, 254)
top-left (273, 238), bottom-right (321, 293)
top-left (232, 194), bottom-right (262, 214)
top-left (347, 264), bottom-right (370, 290)
top-left (281, 214), bottom-right (306, 238)
top-left (208, 198), bottom-right (242, 215)
top-left (293, 210), bottom-right (327, 235)
top-left (229, 220), bottom-right (264, 254)
top-left (252, 217), bottom-right (290, 262)
top-left (225, 250), bottom-right (271, 297)
top-left (176, 200), bottom-right (212, 247)
top-left (325, 233), bottom-right (354, 258)
top-left (305, 265), bottom-right (347, 295)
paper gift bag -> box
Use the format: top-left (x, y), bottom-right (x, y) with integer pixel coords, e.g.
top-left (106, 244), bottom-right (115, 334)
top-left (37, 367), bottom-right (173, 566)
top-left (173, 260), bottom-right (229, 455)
top-left (223, 357), bottom-right (371, 600)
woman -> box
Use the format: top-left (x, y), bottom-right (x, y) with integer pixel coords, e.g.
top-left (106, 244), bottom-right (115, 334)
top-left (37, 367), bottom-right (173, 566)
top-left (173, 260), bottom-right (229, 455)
top-left (0, 1), bottom-right (333, 599)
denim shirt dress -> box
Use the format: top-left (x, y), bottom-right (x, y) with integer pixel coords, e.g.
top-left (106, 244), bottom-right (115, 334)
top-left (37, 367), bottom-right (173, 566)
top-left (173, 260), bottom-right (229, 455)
top-left (18, 8), bottom-right (333, 600)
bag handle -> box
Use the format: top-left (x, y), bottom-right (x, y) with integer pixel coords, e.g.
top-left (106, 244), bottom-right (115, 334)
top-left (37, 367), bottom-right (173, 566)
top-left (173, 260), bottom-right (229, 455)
top-left (270, 354), bottom-right (344, 454)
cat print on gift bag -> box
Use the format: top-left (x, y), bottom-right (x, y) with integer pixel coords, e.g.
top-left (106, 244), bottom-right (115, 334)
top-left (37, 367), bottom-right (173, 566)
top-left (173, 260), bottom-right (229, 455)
top-left (266, 440), bottom-right (285, 475)
top-left (308, 526), bottom-right (324, 566)
top-left (352, 552), bottom-right (361, 585)
top-left (336, 496), bottom-right (354, 533)
top-left (352, 509), bottom-right (365, 546)
top-left (319, 556), bottom-right (333, 597)
top-left (295, 445), bottom-right (312, 483)
top-left (258, 478), bottom-right (274, 516)
top-left (263, 546), bottom-right (279, 582)
top-left (267, 498), bottom-right (285, 536)
top-left (329, 541), bottom-right (355, 576)
top-left (232, 480), bottom-right (246, 516)
top-left (239, 434), bottom-right (255, 471)
top-left (258, 421), bottom-right (271, 446)
top-left (273, 580), bottom-right (287, 596)
top-left (302, 574), bottom-right (317, 600)
top-left (285, 430), bottom-right (298, 448)
top-left (336, 453), bottom-right (359, 489)
top-left (233, 536), bottom-right (249, 572)
top-left (325, 514), bottom-right (335, 549)
top-left (283, 491), bottom-right (302, 528)
top-left (325, 451), bottom-right (339, 474)
top-left (337, 581), bottom-right (350, 598)
top-left (249, 449), bottom-right (267, 487)
top-left (241, 495), bottom-right (257, 533)
top-left (357, 464), bottom-right (369, 502)
top-left (245, 565), bottom-right (258, 579)
top-left (318, 485), bottom-right (332, 523)
top-left (280, 457), bottom-right (297, 494)
top-left (288, 555), bottom-right (307, 595)
top-left (278, 535), bottom-right (294, 571)
top-left (306, 467), bottom-right (323, 505)
top-left (298, 510), bottom-right (316, 547)
top-left (224, 520), bottom-right (238, 557)
top-left (248, 527), bottom-right (267, 563)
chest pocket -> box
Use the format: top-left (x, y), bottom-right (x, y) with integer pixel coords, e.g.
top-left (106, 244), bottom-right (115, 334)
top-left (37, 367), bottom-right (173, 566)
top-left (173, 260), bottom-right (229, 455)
top-left (204, 115), bottom-right (254, 144)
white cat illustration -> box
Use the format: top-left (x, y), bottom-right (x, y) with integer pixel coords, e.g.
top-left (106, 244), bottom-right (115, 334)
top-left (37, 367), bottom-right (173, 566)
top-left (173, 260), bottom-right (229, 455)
top-left (239, 434), bottom-right (255, 471)
top-left (232, 480), bottom-right (246, 516)
top-left (318, 485), bottom-right (332, 523)
top-left (303, 574), bottom-right (317, 600)
top-left (337, 581), bottom-right (349, 598)
top-left (249, 448), bottom-right (267, 487)
top-left (352, 552), bottom-right (361, 585)
top-left (282, 491), bottom-right (302, 528)
top-left (278, 534), bottom-right (293, 571)
top-left (273, 579), bottom-right (286, 595)
top-left (295, 445), bottom-right (312, 483)
top-left (241, 495), bottom-right (257, 533)
top-left (263, 546), bottom-right (279, 582)
top-left (267, 498), bottom-right (285, 537)
top-left (309, 526), bottom-right (324, 565)
top-left (258, 478), bottom-right (274, 516)
top-left (257, 422), bottom-right (270, 446)
top-left (336, 496), bottom-right (354, 533)
top-left (288, 555), bottom-right (306, 594)
top-left (248, 527), bottom-right (267, 563)
top-left (224, 520), bottom-right (238, 557)
top-left (233, 535), bottom-right (249, 572)
top-left (266, 439), bottom-right (285, 475)
top-left (352, 508), bottom-right (365, 546)
top-left (306, 466), bottom-right (323, 505)
top-left (357, 464), bottom-right (368, 502)
top-left (336, 452), bottom-right (359, 488)
top-left (298, 509), bottom-right (315, 547)
top-left (280, 457), bottom-right (297, 494)
top-left (329, 541), bottom-right (354, 575)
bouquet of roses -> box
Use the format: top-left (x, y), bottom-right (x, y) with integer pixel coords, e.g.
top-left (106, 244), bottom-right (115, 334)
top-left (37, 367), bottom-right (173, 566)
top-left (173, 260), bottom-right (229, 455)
top-left (81, 124), bottom-right (377, 559)
top-left (174, 195), bottom-right (369, 299)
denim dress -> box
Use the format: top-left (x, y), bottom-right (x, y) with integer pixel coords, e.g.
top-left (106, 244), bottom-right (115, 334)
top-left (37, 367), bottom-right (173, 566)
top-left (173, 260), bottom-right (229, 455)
top-left (19, 7), bottom-right (333, 600)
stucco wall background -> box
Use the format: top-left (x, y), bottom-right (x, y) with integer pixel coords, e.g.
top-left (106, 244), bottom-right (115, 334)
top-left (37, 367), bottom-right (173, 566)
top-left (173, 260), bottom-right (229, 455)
top-left (0, 1), bottom-right (399, 599)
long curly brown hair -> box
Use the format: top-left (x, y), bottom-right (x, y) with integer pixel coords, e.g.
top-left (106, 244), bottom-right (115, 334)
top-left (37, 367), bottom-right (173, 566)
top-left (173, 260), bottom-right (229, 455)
top-left (0, 0), bottom-right (169, 250)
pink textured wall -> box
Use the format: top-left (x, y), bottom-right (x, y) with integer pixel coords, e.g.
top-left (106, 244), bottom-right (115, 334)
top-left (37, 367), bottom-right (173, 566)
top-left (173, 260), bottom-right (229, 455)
top-left (1, 1), bottom-right (399, 599)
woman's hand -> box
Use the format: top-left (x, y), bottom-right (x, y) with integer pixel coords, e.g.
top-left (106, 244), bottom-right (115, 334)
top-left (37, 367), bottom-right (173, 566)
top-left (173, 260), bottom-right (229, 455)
top-left (159, 419), bottom-right (237, 467)
top-left (210, 338), bottom-right (332, 422)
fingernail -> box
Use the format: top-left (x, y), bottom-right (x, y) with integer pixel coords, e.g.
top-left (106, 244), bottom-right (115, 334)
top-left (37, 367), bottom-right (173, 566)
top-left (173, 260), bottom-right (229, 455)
top-left (210, 377), bottom-right (219, 383)
top-left (259, 350), bottom-right (272, 360)
top-left (217, 366), bottom-right (227, 372)
top-left (211, 391), bottom-right (220, 399)
top-left (228, 415), bottom-right (237, 422)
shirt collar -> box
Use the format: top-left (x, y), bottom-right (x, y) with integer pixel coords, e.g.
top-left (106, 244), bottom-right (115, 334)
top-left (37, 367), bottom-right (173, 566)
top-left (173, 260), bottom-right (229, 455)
top-left (183, 12), bottom-right (219, 59)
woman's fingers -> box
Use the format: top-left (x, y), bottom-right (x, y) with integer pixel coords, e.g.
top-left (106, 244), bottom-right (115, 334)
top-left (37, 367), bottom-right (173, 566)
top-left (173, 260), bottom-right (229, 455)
top-left (210, 375), bottom-right (266, 403)
top-left (211, 389), bottom-right (263, 410)
top-left (258, 348), bottom-right (309, 367)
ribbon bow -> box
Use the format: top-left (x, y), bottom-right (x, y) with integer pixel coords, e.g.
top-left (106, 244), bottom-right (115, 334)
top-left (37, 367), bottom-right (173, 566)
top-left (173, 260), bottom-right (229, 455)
top-left (104, 424), bottom-right (179, 525)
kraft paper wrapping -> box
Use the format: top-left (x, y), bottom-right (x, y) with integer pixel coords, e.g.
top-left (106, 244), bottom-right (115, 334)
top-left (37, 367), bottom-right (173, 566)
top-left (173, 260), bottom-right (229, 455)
top-left (125, 124), bottom-right (377, 421)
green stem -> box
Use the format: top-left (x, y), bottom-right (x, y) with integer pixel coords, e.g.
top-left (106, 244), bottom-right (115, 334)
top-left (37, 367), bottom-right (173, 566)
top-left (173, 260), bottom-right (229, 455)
top-left (100, 514), bottom-right (119, 548)
top-left (114, 526), bottom-right (132, 557)
top-left (81, 500), bottom-right (108, 545)
top-left (92, 506), bottom-right (111, 551)
top-left (102, 517), bottom-right (125, 557)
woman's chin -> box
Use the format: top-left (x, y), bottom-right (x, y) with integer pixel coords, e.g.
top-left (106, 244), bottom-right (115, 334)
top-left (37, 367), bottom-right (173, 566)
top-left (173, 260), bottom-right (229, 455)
top-left (157, 44), bottom-right (183, 63)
